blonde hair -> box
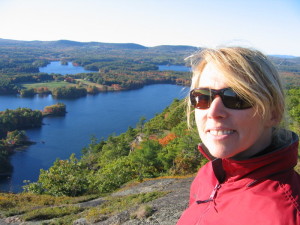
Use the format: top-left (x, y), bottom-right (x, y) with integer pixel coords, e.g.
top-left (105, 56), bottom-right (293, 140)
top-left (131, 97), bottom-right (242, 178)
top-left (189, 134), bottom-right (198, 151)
top-left (187, 47), bottom-right (286, 130)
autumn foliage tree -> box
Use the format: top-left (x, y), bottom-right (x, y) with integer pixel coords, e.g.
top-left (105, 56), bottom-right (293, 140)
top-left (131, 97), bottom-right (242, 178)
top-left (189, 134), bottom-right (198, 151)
top-left (158, 133), bottom-right (176, 146)
top-left (43, 103), bottom-right (66, 116)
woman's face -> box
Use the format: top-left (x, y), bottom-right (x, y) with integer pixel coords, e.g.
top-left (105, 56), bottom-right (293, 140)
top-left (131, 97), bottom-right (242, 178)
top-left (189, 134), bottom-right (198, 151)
top-left (195, 63), bottom-right (275, 160)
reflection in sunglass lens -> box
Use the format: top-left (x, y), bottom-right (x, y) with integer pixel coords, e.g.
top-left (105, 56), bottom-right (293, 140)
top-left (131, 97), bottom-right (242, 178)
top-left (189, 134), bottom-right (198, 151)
top-left (190, 89), bottom-right (211, 109)
top-left (223, 89), bottom-right (252, 109)
top-left (190, 88), bottom-right (252, 110)
top-left (222, 89), bottom-right (239, 108)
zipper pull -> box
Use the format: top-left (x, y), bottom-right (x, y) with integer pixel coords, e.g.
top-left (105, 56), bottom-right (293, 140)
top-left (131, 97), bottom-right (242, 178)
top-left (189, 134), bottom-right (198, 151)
top-left (209, 183), bottom-right (221, 200)
top-left (196, 183), bottom-right (221, 204)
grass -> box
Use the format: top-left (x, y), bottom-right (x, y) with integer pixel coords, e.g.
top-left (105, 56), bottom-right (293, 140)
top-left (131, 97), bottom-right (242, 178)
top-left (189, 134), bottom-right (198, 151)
top-left (21, 81), bottom-right (74, 90)
top-left (76, 79), bottom-right (104, 88)
top-left (21, 80), bottom-right (103, 93)
top-left (40, 214), bottom-right (83, 225)
top-left (0, 191), bottom-right (167, 224)
top-left (21, 205), bottom-right (83, 221)
top-left (0, 193), bottom-right (98, 217)
top-left (85, 191), bottom-right (167, 223)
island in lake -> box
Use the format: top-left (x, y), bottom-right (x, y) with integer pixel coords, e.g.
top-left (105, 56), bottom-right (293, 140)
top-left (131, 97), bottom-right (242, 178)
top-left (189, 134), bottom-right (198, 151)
top-left (0, 103), bottom-right (67, 174)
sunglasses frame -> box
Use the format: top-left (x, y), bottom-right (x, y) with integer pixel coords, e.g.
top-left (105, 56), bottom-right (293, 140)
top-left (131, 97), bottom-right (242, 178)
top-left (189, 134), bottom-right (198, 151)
top-left (190, 88), bottom-right (252, 110)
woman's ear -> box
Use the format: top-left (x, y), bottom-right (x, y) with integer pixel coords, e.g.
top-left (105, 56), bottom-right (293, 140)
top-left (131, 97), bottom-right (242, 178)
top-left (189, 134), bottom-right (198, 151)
top-left (266, 109), bottom-right (280, 127)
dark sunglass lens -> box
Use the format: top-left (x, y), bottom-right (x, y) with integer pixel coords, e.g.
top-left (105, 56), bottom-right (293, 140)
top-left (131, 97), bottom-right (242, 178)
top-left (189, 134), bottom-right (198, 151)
top-left (191, 89), bottom-right (211, 109)
top-left (191, 88), bottom-right (252, 110)
top-left (223, 89), bottom-right (237, 97)
top-left (223, 89), bottom-right (251, 109)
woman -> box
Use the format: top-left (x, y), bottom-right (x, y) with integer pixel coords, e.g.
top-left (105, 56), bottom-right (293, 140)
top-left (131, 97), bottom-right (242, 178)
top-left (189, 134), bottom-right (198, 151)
top-left (177, 47), bottom-right (299, 225)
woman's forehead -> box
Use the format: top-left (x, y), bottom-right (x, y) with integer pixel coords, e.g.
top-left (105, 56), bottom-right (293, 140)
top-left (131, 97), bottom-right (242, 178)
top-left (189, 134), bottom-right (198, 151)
top-left (198, 63), bottom-right (228, 89)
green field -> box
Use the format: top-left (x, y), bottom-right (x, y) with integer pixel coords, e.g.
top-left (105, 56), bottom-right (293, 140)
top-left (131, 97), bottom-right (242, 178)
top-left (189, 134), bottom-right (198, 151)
top-left (76, 79), bottom-right (104, 88)
top-left (22, 81), bottom-right (74, 90)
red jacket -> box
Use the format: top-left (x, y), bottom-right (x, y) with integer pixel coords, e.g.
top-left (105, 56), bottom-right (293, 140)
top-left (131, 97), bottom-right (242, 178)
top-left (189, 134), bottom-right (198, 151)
top-left (177, 131), bottom-right (300, 225)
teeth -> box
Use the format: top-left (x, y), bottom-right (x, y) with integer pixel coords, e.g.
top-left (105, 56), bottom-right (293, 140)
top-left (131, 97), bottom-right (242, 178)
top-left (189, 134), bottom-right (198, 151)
top-left (209, 130), bottom-right (234, 136)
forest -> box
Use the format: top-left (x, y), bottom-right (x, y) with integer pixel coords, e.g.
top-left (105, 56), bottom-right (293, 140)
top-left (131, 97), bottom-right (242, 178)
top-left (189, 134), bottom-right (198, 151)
top-left (0, 39), bottom-right (199, 97)
top-left (0, 108), bottom-right (43, 139)
top-left (0, 39), bottom-right (299, 98)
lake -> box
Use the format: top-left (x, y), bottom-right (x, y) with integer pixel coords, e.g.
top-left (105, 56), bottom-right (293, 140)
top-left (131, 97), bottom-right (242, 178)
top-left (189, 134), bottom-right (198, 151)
top-left (0, 62), bottom-right (189, 193)
top-left (158, 65), bottom-right (191, 72)
top-left (39, 61), bottom-right (95, 75)
top-left (40, 61), bottom-right (191, 75)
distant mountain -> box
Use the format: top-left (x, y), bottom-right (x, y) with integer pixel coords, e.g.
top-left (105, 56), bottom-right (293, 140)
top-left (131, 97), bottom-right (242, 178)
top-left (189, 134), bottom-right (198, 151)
top-left (150, 45), bottom-right (199, 52)
top-left (89, 42), bottom-right (147, 50)
top-left (0, 38), bottom-right (148, 50)
top-left (270, 55), bottom-right (298, 59)
top-left (49, 40), bottom-right (86, 47)
top-left (0, 38), bottom-right (200, 52)
top-left (0, 38), bottom-right (25, 45)
top-left (1, 39), bottom-right (298, 58)
top-left (50, 40), bottom-right (148, 50)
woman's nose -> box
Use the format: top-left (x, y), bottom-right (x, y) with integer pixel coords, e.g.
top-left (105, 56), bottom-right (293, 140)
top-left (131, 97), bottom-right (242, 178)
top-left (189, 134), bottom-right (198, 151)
top-left (207, 96), bottom-right (228, 119)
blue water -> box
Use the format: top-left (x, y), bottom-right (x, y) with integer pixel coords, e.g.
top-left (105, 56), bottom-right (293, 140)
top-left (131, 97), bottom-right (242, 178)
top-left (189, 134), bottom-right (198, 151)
top-left (158, 65), bottom-right (191, 72)
top-left (0, 85), bottom-right (188, 192)
top-left (39, 61), bottom-right (191, 75)
top-left (39, 61), bottom-right (94, 75)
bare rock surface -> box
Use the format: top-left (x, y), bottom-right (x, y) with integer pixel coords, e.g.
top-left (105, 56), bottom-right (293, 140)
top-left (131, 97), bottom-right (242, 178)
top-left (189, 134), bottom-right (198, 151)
top-left (0, 176), bottom-right (194, 225)
top-left (94, 176), bottom-right (193, 225)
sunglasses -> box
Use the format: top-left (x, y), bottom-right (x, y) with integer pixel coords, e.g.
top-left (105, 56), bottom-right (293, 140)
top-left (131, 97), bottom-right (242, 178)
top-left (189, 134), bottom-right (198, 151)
top-left (190, 88), bottom-right (252, 110)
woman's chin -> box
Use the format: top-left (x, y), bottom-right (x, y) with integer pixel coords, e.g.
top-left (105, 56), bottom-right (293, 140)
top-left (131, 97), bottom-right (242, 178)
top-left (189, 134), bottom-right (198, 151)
top-left (207, 145), bottom-right (239, 159)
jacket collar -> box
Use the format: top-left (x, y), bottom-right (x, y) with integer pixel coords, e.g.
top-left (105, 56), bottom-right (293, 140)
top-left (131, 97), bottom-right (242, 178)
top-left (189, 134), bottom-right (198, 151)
top-left (198, 131), bottom-right (299, 184)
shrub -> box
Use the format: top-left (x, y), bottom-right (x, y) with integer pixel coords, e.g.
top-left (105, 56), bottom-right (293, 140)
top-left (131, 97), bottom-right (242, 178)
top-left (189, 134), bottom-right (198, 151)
top-left (20, 88), bottom-right (35, 97)
top-left (89, 156), bottom-right (136, 193)
top-left (24, 154), bottom-right (89, 196)
top-left (131, 204), bottom-right (154, 219)
top-left (130, 139), bottom-right (163, 179)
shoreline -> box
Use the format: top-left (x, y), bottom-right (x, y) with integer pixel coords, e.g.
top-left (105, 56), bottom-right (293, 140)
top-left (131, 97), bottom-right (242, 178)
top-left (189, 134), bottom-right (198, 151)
top-left (1, 82), bottom-right (188, 99)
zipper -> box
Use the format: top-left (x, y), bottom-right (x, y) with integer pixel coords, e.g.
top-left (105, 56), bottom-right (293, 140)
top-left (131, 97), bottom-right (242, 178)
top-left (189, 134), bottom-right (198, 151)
top-left (196, 183), bottom-right (221, 204)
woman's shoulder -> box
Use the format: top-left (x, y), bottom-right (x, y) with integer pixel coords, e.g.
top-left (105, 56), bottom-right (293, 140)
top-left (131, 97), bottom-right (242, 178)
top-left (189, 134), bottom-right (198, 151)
top-left (244, 170), bottom-right (300, 217)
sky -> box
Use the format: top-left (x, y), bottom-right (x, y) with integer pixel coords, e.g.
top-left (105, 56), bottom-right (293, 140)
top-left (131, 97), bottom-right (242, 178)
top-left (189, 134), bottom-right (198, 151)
top-left (0, 0), bottom-right (300, 56)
